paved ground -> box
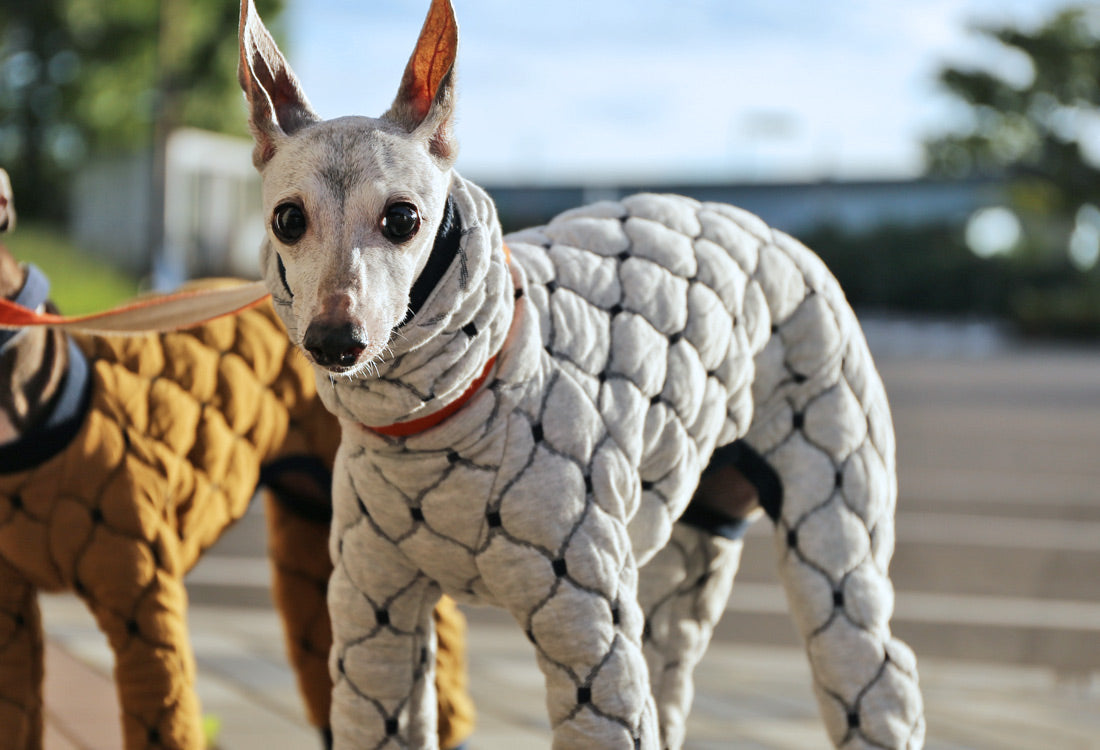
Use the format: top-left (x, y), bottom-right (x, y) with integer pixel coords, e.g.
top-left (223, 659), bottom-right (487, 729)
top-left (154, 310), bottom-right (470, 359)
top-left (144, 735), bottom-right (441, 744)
top-left (41, 337), bottom-right (1100, 749)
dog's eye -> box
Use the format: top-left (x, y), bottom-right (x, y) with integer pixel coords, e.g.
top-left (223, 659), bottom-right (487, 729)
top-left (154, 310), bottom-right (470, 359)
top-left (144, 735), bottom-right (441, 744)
top-left (381, 202), bottom-right (421, 242)
top-left (272, 202), bottom-right (307, 244)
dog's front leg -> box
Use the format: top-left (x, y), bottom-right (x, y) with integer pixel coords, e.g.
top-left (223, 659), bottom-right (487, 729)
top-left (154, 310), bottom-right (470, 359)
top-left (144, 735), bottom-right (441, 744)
top-left (0, 559), bottom-right (43, 750)
top-left (328, 463), bottom-right (441, 750)
top-left (80, 537), bottom-right (204, 750)
top-left (478, 496), bottom-right (660, 749)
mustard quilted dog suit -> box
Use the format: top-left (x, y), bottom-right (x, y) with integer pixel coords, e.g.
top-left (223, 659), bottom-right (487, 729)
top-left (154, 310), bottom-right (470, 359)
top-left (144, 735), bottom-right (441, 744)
top-left (0, 288), bottom-right (474, 749)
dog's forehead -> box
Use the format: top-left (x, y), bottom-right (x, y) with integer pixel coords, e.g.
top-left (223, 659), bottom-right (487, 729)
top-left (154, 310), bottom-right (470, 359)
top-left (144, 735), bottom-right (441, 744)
top-left (282, 117), bottom-right (440, 205)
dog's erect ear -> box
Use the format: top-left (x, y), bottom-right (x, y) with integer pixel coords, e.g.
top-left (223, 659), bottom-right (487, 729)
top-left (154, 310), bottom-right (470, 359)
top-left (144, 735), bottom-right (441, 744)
top-left (238, 0), bottom-right (318, 166)
top-left (0, 168), bottom-right (14, 233)
top-left (384, 0), bottom-right (458, 163)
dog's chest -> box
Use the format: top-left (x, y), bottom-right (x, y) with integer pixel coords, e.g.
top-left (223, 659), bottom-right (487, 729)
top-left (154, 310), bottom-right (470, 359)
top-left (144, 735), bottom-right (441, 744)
top-left (337, 407), bottom-right (515, 602)
top-left (338, 377), bottom-right (638, 605)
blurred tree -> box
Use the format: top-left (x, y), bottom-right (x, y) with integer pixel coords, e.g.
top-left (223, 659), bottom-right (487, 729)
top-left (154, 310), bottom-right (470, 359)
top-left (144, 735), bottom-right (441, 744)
top-left (0, 0), bottom-right (285, 220)
top-left (924, 4), bottom-right (1100, 271)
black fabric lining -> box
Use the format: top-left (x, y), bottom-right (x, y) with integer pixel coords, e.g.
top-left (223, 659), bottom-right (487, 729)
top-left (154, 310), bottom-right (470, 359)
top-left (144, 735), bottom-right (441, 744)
top-left (402, 193), bottom-right (460, 325)
top-left (0, 264), bottom-right (50, 350)
top-left (0, 338), bottom-right (93, 474)
top-left (711, 439), bottom-right (783, 521)
top-left (259, 454), bottom-right (334, 524)
top-left (678, 504), bottom-right (751, 541)
top-left (679, 438), bottom-right (784, 536)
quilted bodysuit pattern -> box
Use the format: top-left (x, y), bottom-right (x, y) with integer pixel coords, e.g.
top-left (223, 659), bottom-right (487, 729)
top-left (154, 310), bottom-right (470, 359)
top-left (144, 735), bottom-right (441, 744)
top-left (0, 298), bottom-right (475, 750)
top-left (289, 176), bottom-right (924, 750)
top-left (0, 302), bottom-right (328, 749)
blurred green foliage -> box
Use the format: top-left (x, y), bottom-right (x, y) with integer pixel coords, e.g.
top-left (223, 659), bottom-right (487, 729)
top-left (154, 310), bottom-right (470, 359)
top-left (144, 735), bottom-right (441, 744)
top-left (803, 223), bottom-right (1015, 317)
top-left (804, 220), bottom-right (1100, 338)
top-left (908, 2), bottom-right (1100, 336)
top-left (0, 0), bottom-right (285, 220)
top-left (921, 3), bottom-right (1100, 335)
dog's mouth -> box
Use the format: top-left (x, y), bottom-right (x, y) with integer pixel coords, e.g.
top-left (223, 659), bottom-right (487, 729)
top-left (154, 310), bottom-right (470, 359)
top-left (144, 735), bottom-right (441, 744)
top-left (310, 359), bottom-right (357, 376)
top-left (306, 351), bottom-right (376, 378)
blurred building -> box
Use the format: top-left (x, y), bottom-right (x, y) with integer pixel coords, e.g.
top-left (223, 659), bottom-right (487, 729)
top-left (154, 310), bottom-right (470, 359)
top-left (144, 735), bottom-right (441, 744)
top-left (69, 128), bottom-right (1004, 280)
top-left (71, 129), bottom-right (264, 284)
top-left (486, 178), bottom-right (1005, 236)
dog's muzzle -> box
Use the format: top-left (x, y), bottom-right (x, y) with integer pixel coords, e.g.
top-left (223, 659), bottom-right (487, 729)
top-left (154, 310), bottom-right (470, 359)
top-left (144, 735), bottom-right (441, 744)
top-left (303, 320), bottom-right (367, 370)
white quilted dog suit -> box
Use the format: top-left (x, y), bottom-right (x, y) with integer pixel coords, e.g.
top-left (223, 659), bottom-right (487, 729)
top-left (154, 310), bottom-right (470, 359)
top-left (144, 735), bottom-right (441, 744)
top-left (261, 175), bottom-right (925, 749)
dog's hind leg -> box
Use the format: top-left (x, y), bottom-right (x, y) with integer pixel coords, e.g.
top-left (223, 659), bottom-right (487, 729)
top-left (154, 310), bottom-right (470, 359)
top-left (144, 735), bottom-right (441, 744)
top-left (79, 535), bottom-right (204, 750)
top-left (263, 487), bottom-right (335, 743)
top-left (637, 521), bottom-right (743, 750)
top-left (0, 560), bottom-right (43, 750)
top-left (637, 460), bottom-right (761, 750)
top-left (742, 235), bottom-right (925, 748)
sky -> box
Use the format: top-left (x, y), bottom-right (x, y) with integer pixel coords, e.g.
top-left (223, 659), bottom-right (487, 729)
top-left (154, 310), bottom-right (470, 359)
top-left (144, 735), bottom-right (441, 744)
top-left (283, 0), bottom-right (1080, 185)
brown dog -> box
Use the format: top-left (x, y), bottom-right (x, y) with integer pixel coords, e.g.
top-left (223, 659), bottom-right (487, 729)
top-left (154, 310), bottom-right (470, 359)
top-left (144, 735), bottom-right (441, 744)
top-left (0, 170), bottom-right (474, 749)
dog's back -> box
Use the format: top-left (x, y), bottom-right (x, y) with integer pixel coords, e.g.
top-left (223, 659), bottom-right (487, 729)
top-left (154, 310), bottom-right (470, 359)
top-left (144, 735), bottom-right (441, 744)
top-left (507, 193), bottom-right (891, 539)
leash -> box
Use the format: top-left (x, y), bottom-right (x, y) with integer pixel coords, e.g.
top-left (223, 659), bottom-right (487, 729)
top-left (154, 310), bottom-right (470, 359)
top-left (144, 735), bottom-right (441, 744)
top-left (0, 264), bottom-right (270, 336)
top-left (2, 236), bottom-right (507, 436)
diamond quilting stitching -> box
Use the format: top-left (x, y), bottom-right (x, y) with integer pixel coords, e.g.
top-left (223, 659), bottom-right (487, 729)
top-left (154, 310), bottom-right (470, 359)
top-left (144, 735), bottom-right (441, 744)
top-left (0, 299), bottom-right (346, 748)
top-left (322, 181), bottom-right (924, 749)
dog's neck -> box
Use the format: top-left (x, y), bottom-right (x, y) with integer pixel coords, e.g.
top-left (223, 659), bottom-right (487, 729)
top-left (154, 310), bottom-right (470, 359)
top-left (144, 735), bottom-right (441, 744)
top-left (305, 174), bottom-right (517, 432)
top-left (0, 251), bottom-right (71, 445)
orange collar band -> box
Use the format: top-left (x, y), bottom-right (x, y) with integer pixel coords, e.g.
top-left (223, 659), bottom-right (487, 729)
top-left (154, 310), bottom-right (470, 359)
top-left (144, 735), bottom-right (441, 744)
top-left (361, 243), bottom-right (512, 439)
top-left (362, 353), bottom-right (498, 438)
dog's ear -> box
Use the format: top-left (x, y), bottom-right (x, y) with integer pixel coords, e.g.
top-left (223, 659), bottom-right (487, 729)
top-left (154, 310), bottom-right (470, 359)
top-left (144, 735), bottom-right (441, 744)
top-left (0, 168), bottom-right (14, 233)
top-left (238, 0), bottom-right (318, 166)
top-left (384, 0), bottom-right (459, 164)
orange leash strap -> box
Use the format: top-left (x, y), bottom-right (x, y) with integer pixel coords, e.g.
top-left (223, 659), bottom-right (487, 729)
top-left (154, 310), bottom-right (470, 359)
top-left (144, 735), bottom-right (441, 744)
top-left (0, 272), bottom-right (270, 336)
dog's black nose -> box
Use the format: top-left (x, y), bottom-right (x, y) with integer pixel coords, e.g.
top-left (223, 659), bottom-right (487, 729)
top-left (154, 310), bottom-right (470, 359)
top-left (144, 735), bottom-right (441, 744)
top-left (303, 321), bottom-right (367, 369)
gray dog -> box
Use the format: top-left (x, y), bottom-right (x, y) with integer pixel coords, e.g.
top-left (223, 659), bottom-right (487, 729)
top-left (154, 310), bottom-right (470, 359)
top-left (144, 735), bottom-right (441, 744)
top-left (238, 1), bottom-right (925, 748)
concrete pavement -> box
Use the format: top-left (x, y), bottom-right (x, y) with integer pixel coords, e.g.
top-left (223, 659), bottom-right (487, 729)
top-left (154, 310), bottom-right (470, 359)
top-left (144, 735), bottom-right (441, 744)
top-left (41, 338), bottom-right (1100, 748)
top-left (38, 592), bottom-right (1100, 749)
